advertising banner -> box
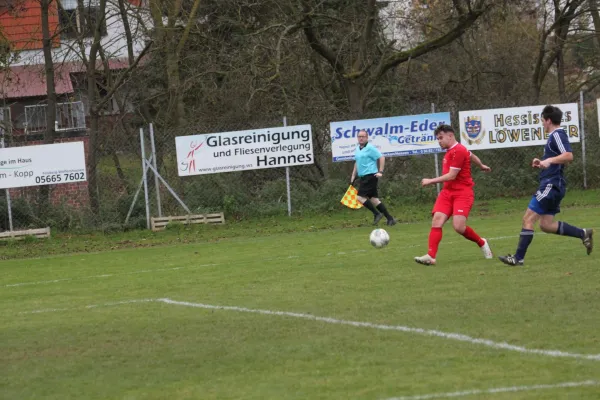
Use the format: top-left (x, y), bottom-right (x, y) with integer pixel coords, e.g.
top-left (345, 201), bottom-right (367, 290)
top-left (329, 113), bottom-right (451, 161)
top-left (459, 103), bottom-right (579, 150)
top-left (176, 125), bottom-right (314, 176)
top-left (0, 141), bottom-right (87, 189)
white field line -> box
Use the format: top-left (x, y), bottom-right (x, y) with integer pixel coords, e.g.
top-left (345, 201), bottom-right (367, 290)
top-left (382, 380), bottom-right (600, 400)
top-left (21, 297), bottom-right (599, 362)
top-left (3, 235), bottom-right (520, 288)
top-left (156, 298), bottom-right (600, 361)
top-left (14, 298), bottom-right (600, 399)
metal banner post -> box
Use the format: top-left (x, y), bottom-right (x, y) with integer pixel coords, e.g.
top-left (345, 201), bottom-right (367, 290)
top-left (284, 116), bottom-right (292, 216)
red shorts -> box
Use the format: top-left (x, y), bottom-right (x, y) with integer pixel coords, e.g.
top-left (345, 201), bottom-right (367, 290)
top-left (432, 189), bottom-right (474, 218)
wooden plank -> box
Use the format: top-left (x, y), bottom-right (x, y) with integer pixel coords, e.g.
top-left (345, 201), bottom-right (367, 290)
top-left (0, 227), bottom-right (51, 240)
top-left (151, 213), bottom-right (225, 231)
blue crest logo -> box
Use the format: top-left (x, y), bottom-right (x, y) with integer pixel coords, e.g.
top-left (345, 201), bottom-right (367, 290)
top-left (461, 116), bottom-right (485, 145)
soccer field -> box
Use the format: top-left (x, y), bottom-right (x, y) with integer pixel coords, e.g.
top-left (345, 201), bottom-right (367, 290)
top-left (1, 206), bottom-right (599, 399)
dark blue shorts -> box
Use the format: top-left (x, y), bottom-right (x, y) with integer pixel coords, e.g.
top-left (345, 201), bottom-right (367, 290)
top-left (528, 183), bottom-right (566, 215)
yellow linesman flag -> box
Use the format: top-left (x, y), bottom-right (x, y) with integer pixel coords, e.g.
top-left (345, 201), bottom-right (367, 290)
top-left (340, 185), bottom-right (363, 209)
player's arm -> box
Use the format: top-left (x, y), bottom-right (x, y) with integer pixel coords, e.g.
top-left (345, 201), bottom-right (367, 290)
top-left (536, 152), bottom-right (573, 168)
top-left (422, 168), bottom-right (460, 186)
top-left (422, 148), bottom-right (465, 186)
top-left (350, 163), bottom-right (357, 184)
top-left (546, 151), bottom-right (574, 165)
top-left (537, 132), bottom-right (573, 168)
top-left (470, 152), bottom-right (491, 172)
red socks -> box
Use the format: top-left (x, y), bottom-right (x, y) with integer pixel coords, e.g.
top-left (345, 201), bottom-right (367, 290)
top-left (429, 226), bottom-right (485, 258)
top-left (428, 227), bottom-right (443, 258)
top-left (462, 226), bottom-right (485, 247)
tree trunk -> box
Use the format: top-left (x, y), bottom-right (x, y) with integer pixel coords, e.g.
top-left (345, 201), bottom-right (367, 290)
top-left (117, 0), bottom-right (135, 65)
top-left (590, 0), bottom-right (600, 48)
top-left (87, 72), bottom-right (100, 214)
top-left (85, 0), bottom-right (107, 214)
top-left (556, 48), bottom-right (566, 102)
top-left (111, 151), bottom-right (128, 192)
top-left (40, 0), bottom-right (57, 211)
top-left (345, 80), bottom-right (365, 116)
top-left (166, 51), bottom-right (185, 127)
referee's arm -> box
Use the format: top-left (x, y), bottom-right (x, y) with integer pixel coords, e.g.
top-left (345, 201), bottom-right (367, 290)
top-left (351, 163), bottom-right (357, 184)
top-left (376, 156), bottom-right (385, 176)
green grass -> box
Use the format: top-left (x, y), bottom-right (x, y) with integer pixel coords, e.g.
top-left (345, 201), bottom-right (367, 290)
top-left (1, 191), bottom-right (599, 399)
top-left (1, 189), bottom-right (599, 261)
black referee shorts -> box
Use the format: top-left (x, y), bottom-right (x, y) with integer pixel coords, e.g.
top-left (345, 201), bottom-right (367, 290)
top-left (357, 174), bottom-right (379, 198)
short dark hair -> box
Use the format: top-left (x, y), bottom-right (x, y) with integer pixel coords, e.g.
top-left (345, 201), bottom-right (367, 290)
top-left (434, 124), bottom-right (454, 136)
top-left (541, 105), bottom-right (563, 125)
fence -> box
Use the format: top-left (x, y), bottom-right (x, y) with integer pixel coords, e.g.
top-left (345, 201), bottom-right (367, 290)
top-left (0, 98), bottom-right (599, 234)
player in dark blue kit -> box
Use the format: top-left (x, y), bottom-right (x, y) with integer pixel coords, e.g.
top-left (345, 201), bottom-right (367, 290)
top-left (499, 105), bottom-right (593, 266)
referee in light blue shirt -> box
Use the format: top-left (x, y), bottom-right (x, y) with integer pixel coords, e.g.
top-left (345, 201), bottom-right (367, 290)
top-left (350, 130), bottom-right (396, 226)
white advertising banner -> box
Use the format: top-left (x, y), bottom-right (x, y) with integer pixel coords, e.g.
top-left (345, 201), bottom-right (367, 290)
top-left (458, 103), bottom-right (580, 150)
top-left (329, 112), bottom-right (451, 162)
top-left (0, 142), bottom-right (87, 189)
top-left (176, 125), bottom-right (313, 176)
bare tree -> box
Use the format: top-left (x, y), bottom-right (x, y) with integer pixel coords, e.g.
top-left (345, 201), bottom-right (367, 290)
top-left (532, 0), bottom-right (586, 102)
top-left (299, 0), bottom-right (491, 115)
top-left (39, 0), bottom-right (59, 209)
top-left (148, 0), bottom-right (201, 127)
top-left (40, 0), bottom-right (57, 145)
top-left (63, 0), bottom-right (151, 212)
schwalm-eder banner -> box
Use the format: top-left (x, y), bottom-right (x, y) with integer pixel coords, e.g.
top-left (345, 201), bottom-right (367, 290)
top-left (329, 113), bottom-right (451, 162)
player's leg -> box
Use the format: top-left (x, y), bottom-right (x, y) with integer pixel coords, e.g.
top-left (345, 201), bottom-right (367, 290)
top-left (415, 212), bottom-right (448, 266)
top-left (499, 206), bottom-right (540, 266)
top-left (538, 190), bottom-right (594, 255)
top-left (357, 194), bottom-right (382, 223)
top-left (415, 191), bottom-right (451, 265)
top-left (451, 192), bottom-right (493, 259)
top-left (452, 215), bottom-right (493, 259)
top-left (369, 179), bottom-right (397, 227)
top-left (357, 175), bottom-right (383, 224)
top-left (370, 196), bottom-right (396, 226)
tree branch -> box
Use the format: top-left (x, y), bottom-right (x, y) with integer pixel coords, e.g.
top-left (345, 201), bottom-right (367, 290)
top-left (117, 0), bottom-right (135, 65)
top-left (176, 0), bottom-right (202, 58)
top-left (300, 0), bottom-right (346, 76)
top-left (96, 40), bottom-right (153, 109)
top-left (353, 0), bottom-right (376, 72)
top-left (374, 0), bottom-right (488, 82)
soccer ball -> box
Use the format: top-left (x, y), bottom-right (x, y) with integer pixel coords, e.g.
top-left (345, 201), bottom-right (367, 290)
top-left (370, 228), bottom-right (390, 249)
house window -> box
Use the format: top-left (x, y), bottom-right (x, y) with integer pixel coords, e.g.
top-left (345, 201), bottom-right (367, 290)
top-left (24, 102), bottom-right (86, 134)
top-left (59, 0), bottom-right (107, 39)
top-left (24, 104), bottom-right (47, 133)
top-left (57, 101), bottom-right (86, 130)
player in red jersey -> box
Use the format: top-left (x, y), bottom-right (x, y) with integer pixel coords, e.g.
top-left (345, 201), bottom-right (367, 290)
top-left (414, 125), bottom-right (493, 265)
